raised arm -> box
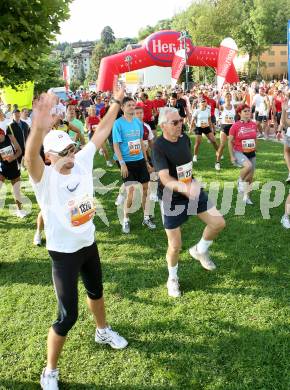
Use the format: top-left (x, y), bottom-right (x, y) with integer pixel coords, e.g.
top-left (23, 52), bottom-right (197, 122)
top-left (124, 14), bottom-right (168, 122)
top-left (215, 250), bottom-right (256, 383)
top-left (25, 93), bottom-right (57, 182)
top-left (91, 79), bottom-right (125, 150)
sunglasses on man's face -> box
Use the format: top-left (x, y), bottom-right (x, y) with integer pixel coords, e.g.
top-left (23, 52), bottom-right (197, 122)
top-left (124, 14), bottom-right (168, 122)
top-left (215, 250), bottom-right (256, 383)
top-left (167, 119), bottom-right (183, 126)
top-left (51, 145), bottom-right (76, 157)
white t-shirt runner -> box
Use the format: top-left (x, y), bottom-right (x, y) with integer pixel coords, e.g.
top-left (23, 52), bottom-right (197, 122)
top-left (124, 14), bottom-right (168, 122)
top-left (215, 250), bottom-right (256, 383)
top-left (221, 105), bottom-right (236, 125)
top-left (30, 141), bottom-right (97, 253)
top-left (253, 94), bottom-right (269, 116)
top-left (194, 108), bottom-right (211, 127)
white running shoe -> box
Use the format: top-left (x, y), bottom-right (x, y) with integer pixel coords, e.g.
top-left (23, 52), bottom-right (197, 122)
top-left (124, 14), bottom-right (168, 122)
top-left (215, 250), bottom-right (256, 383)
top-left (40, 368), bottom-right (59, 390)
top-left (167, 278), bottom-right (181, 298)
top-left (122, 220), bottom-right (130, 234)
top-left (142, 217), bottom-right (156, 230)
top-left (189, 245), bottom-right (216, 271)
top-left (95, 326), bottom-right (128, 349)
top-left (215, 162), bottom-right (221, 171)
top-left (33, 232), bottom-right (42, 246)
top-left (106, 160), bottom-right (114, 167)
top-left (281, 215), bottom-right (290, 229)
top-left (16, 209), bottom-right (27, 219)
top-left (115, 193), bottom-right (125, 206)
top-left (285, 173), bottom-right (290, 184)
top-left (192, 155), bottom-right (197, 163)
top-left (99, 148), bottom-right (104, 155)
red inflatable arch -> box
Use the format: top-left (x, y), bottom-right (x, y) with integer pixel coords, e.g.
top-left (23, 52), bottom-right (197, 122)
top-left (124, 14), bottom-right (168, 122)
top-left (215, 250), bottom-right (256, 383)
top-left (97, 30), bottom-right (239, 91)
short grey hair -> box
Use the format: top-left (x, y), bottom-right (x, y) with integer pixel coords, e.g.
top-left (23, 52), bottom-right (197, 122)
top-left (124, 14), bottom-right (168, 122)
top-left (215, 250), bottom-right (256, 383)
top-left (158, 107), bottom-right (179, 126)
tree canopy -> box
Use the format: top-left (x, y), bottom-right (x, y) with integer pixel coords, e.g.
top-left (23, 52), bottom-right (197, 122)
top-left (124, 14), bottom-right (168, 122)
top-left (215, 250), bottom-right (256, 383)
top-left (0, 0), bottom-right (72, 87)
top-left (101, 26), bottom-right (115, 45)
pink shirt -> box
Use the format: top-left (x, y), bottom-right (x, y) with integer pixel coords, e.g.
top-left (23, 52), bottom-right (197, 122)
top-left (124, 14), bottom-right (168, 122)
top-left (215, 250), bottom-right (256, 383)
top-left (229, 120), bottom-right (257, 153)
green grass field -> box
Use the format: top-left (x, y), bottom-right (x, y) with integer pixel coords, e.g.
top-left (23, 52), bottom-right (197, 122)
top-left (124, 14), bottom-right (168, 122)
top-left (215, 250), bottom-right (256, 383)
top-left (0, 136), bottom-right (289, 390)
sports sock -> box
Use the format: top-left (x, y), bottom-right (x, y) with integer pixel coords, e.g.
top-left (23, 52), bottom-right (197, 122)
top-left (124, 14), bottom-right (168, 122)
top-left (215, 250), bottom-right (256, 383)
top-left (197, 238), bottom-right (213, 254)
top-left (168, 264), bottom-right (178, 279)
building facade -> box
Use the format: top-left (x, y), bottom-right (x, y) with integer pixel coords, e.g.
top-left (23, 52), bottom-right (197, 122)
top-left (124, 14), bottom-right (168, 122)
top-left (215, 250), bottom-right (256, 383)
top-left (67, 41), bottom-right (94, 81)
top-left (259, 44), bottom-right (288, 79)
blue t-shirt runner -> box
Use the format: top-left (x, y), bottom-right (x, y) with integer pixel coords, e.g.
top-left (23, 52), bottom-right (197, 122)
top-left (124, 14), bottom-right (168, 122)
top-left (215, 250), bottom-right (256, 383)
top-left (112, 117), bottom-right (144, 162)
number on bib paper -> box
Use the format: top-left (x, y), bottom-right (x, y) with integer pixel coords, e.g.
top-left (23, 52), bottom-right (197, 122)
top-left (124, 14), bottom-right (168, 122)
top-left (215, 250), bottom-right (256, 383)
top-left (68, 196), bottom-right (96, 227)
top-left (242, 139), bottom-right (256, 153)
top-left (128, 140), bottom-right (141, 155)
top-left (225, 115), bottom-right (234, 124)
top-left (176, 161), bottom-right (192, 183)
top-left (0, 145), bottom-right (14, 159)
top-left (200, 120), bottom-right (209, 128)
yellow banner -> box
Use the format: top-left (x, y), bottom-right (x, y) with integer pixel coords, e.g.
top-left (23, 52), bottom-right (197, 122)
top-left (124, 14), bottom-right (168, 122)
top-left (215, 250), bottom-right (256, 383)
top-left (0, 81), bottom-right (34, 110)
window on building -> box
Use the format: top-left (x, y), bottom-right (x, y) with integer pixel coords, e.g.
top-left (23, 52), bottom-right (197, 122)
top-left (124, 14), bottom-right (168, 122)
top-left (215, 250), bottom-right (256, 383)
top-left (268, 63), bottom-right (275, 67)
top-left (280, 62), bottom-right (287, 67)
top-left (280, 51), bottom-right (287, 55)
top-left (268, 50), bottom-right (275, 56)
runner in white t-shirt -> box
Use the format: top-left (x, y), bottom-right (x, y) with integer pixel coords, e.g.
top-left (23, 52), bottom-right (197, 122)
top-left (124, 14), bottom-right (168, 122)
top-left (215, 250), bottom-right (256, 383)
top-left (25, 83), bottom-right (128, 390)
top-left (252, 88), bottom-right (270, 139)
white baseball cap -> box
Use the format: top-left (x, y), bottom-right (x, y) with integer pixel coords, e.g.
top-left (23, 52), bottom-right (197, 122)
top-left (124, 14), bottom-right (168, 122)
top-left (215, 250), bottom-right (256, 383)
top-left (43, 130), bottom-right (75, 153)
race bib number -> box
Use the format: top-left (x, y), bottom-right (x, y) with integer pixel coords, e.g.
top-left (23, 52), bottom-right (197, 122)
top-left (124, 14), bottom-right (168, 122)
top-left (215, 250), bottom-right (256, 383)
top-left (128, 140), bottom-right (141, 155)
top-left (0, 145), bottom-right (14, 159)
top-left (225, 115), bottom-right (234, 124)
top-left (176, 161), bottom-right (192, 183)
top-left (68, 195), bottom-right (96, 227)
top-left (200, 120), bottom-right (209, 128)
top-left (242, 139), bottom-right (256, 153)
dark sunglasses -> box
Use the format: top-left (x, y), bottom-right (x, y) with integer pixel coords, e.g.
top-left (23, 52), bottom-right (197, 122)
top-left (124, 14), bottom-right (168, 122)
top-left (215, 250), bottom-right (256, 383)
top-left (51, 145), bottom-right (76, 157)
top-left (168, 119), bottom-right (183, 126)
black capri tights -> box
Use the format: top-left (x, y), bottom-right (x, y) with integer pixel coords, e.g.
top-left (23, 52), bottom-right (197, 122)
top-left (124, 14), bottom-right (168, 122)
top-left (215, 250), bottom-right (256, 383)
top-left (48, 242), bottom-right (103, 337)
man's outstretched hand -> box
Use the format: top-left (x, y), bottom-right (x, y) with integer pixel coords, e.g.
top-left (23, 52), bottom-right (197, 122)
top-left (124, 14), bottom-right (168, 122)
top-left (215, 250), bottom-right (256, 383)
top-left (31, 93), bottom-right (58, 135)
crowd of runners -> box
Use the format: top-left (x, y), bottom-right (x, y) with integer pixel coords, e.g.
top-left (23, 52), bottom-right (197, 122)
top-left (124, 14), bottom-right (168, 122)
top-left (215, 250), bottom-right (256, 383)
top-left (1, 78), bottom-right (290, 389)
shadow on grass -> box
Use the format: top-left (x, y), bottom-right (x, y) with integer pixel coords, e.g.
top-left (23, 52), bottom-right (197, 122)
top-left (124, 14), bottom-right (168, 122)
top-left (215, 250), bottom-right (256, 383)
top-left (113, 320), bottom-right (289, 390)
top-left (0, 381), bottom-right (170, 390)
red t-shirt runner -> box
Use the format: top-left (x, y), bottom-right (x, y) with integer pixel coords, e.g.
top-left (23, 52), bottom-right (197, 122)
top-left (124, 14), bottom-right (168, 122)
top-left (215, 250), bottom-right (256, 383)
top-left (153, 98), bottom-right (166, 113)
top-left (273, 96), bottom-right (283, 113)
top-left (87, 116), bottom-right (100, 132)
top-left (136, 100), bottom-right (154, 123)
top-left (229, 120), bottom-right (257, 154)
top-left (204, 96), bottom-right (216, 116)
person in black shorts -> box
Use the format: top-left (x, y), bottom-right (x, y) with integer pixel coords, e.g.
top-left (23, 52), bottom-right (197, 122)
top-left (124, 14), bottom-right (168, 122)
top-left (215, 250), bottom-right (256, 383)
top-left (215, 92), bottom-right (236, 170)
top-left (152, 107), bottom-right (226, 298)
top-left (167, 92), bottom-right (188, 132)
top-left (0, 126), bottom-right (27, 218)
top-left (191, 99), bottom-right (219, 163)
top-left (112, 97), bottom-right (156, 234)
